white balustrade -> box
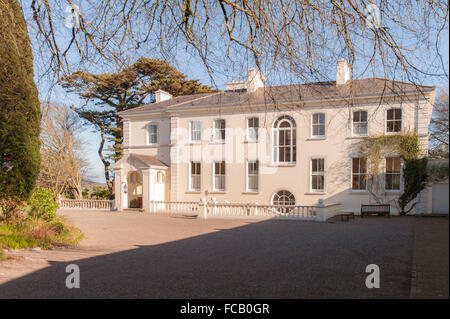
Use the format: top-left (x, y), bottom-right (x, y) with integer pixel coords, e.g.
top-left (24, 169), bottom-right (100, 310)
top-left (59, 199), bottom-right (114, 210)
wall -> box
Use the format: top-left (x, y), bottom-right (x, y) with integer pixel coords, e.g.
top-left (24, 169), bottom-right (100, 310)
top-left (123, 92), bottom-right (434, 215)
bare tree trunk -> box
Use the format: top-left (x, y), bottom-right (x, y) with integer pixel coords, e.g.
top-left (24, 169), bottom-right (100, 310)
top-left (98, 126), bottom-right (113, 195)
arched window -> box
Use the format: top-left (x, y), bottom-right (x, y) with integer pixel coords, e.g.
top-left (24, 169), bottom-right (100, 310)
top-left (271, 190), bottom-right (296, 206)
top-left (272, 115), bottom-right (296, 164)
top-left (156, 171), bottom-right (165, 184)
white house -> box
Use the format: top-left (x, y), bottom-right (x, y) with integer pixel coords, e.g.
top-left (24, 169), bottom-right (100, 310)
top-left (113, 59), bottom-right (436, 215)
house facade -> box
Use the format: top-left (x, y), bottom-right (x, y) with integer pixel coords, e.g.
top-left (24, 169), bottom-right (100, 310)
top-left (113, 59), bottom-right (436, 215)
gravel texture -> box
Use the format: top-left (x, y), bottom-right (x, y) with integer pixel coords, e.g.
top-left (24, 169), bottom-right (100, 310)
top-left (0, 210), bottom-right (430, 298)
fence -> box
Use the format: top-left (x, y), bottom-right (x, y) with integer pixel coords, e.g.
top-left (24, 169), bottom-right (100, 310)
top-left (59, 199), bottom-right (114, 210)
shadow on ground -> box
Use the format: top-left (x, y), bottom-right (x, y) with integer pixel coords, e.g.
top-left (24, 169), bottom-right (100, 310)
top-left (0, 217), bottom-right (415, 298)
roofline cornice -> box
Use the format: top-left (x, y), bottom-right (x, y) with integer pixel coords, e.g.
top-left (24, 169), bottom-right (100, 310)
top-left (119, 89), bottom-right (435, 118)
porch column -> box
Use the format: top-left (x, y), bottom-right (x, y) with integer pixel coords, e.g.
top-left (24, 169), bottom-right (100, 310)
top-left (113, 167), bottom-right (123, 211)
top-left (142, 168), bottom-right (151, 212)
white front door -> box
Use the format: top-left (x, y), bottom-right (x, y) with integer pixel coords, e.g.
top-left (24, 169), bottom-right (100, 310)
top-left (150, 170), bottom-right (166, 202)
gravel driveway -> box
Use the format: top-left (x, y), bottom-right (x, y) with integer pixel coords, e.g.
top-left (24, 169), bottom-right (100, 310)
top-left (0, 210), bottom-right (419, 298)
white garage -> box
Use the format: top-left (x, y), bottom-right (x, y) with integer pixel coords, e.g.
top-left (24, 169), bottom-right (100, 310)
top-left (432, 182), bottom-right (449, 214)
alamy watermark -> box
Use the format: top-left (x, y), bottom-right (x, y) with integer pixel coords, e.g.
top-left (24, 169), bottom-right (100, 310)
top-left (65, 264), bottom-right (80, 289)
top-left (365, 4), bottom-right (381, 30)
top-left (65, 3), bottom-right (80, 30)
top-left (365, 264), bottom-right (380, 288)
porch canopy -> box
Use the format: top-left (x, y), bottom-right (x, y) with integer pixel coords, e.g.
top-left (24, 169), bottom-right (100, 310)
top-left (113, 153), bottom-right (169, 211)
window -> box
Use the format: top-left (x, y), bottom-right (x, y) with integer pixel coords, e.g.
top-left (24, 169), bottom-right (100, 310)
top-left (189, 162), bottom-right (201, 191)
top-left (272, 190), bottom-right (295, 206)
top-left (213, 161), bottom-right (225, 191)
top-left (190, 121), bottom-right (201, 142)
top-left (247, 117), bottom-right (259, 141)
top-left (386, 108), bottom-right (402, 133)
top-left (385, 156), bottom-right (401, 190)
top-left (352, 158), bottom-right (367, 190)
top-left (214, 119), bottom-right (226, 141)
top-left (273, 115), bottom-right (296, 164)
top-left (312, 113), bottom-right (326, 137)
top-left (147, 124), bottom-right (158, 144)
top-left (247, 160), bottom-right (259, 192)
top-left (310, 158), bottom-right (325, 192)
top-left (352, 111), bottom-right (368, 136)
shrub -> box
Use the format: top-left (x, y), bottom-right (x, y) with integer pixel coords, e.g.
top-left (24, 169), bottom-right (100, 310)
top-left (28, 187), bottom-right (59, 221)
top-left (0, 216), bottom-right (83, 249)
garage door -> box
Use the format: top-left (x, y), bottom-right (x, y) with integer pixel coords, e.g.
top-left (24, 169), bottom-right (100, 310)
top-left (432, 183), bottom-right (449, 214)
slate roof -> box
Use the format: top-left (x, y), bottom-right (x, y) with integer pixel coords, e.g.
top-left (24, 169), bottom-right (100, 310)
top-left (119, 78), bottom-right (434, 115)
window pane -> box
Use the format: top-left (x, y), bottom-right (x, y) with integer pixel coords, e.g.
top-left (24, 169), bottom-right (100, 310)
top-left (393, 157), bottom-right (401, 171)
top-left (352, 158), bottom-right (360, 173)
top-left (352, 176), bottom-right (360, 190)
top-left (360, 158), bottom-right (367, 173)
top-left (360, 175), bottom-right (367, 189)
top-left (360, 111), bottom-right (367, 122)
top-left (387, 121), bottom-right (394, 132)
top-left (319, 125), bottom-right (325, 136)
top-left (319, 113), bottom-right (325, 123)
top-left (353, 111), bottom-right (360, 122)
top-left (387, 109), bottom-right (394, 120)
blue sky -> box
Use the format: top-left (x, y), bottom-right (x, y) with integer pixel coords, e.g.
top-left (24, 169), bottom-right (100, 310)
top-left (23, 2), bottom-right (449, 184)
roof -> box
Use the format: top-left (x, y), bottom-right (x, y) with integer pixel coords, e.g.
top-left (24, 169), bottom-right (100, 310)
top-left (119, 78), bottom-right (435, 116)
top-left (131, 154), bottom-right (168, 168)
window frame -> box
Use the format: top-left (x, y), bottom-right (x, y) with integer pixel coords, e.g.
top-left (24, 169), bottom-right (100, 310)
top-left (146, 123), bottom-right (159, 145)
top-left (310, 158), bottom-right (325, 193)
top-left (246, 117), bottom-right (259, 142)
top-left (189, 161), bottom-right (201, 191)
top-left (213, 119), bottom-right (226, 142)
top-left (351, 110), bottom-right (369, 137)
top-left (212, 161), bottom-right (226, 192)
top-left (385, 108), bottom-right (402, 134)
top-left (272, 115), bottom-right (297, 165)
top-left (246, 160), bottom-right (259, 192)
top-left (351, 157), bottom-right (368, 192)
top-left (189, 120), bottom-right (202, 143)
top-left (384, 155), bottom-right (402, 192)
top-left (311, 113), bottom-right (326, 138)
top-left (271, 190), bottom-right (296, 206)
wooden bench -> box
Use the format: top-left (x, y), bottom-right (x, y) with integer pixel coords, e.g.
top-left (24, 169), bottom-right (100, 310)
top-left (361, 204), bottom-right (390, 217)
top-left (339, 212), bottom-right (355, 222)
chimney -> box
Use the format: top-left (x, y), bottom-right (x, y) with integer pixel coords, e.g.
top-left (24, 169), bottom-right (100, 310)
top-left (225, 80), bottom-right (247, 92)
top-left (247, 68), bottom-right (265, 93)
top-left (336, 59), bottom-right (351, 85)
top-left (155, 89), bottom-right (173, 103)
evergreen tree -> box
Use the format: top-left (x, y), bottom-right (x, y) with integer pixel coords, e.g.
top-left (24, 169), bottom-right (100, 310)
top-left (0, 0), bottom-right (41, 214)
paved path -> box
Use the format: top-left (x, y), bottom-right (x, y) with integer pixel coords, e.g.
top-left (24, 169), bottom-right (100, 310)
top-left (0, 211), bottom-right (446, 298)
top-left (410, 217), bottom-right (449, 299)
